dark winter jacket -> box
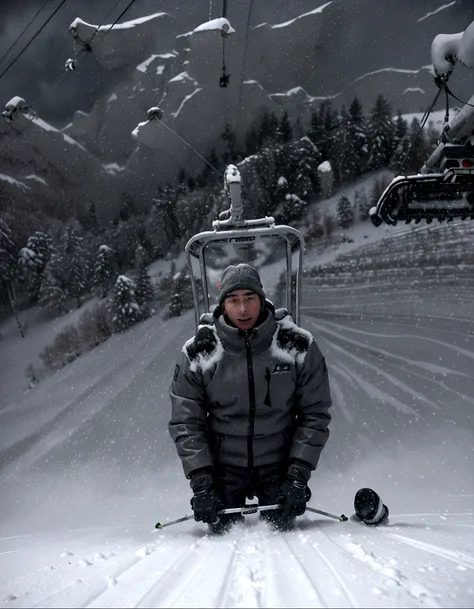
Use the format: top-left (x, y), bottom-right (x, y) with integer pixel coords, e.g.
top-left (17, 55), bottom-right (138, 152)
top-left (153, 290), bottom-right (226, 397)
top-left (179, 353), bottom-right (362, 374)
top-left (168, 304), bottom-right (332, 478)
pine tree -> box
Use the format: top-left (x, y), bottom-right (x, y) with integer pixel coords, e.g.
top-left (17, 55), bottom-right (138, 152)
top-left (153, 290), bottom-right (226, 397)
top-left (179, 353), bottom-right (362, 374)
top-left (390, 135), bottom-right (411, 172)
top-left (109, 275), bottom-right (141, 332)
top-left (38, 255), bottom-right (68, 313)
top-left (79, 200), bottom-right (100, 235)
top-left (0, 217), bottom-right (16, 283)
top-left (367, 95), bottom-right (396, 170)
top-left (258, 110), bottom-right (272, 148)
top-left (394, 110), bottom-right (408, 145)
top-left (60, 222), bottom-right (88, 307)
top-left (405, 117), bottom-right (430, 172)
top-left (145, 204), bottom-right (168, 259)
top-left (222, 123), bottom-right (238, 163)
top-left (0, 217), bottom-right (24, 335)
top-left (118, 192), bottom-right (138, 222)
top-left (18, 231), bottom-right (54, 301)
top-left (348, 97), bottom-right (368, 176)
top-left (135, 266), bottom-right (154, 317)
top-left (331, 107), bottom-right (357, 184)
top-left (337, 195), bottom-right (354, 228)
top-left (245, 123), bottom-right (259, 156)
top-left (93, 245), bottom-right (118, 298)
top-left (279, 111), bottom-right (293, 143)
top-left (135, 244), bottom-right (149, 270)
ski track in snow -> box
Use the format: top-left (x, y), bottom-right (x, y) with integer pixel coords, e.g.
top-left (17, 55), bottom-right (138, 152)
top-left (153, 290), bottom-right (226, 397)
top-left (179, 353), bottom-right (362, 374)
top-left (385, 533), bottom-right (474, 571)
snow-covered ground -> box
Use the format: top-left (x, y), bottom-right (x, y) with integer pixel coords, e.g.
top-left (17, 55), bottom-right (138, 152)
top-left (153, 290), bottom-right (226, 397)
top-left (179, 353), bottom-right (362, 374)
top-left (1, 215), bottom-right (474, 607)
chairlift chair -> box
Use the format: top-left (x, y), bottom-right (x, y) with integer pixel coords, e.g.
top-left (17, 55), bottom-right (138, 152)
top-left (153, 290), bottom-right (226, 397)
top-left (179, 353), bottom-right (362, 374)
top-left (185, 165), bottom-right (305, 329)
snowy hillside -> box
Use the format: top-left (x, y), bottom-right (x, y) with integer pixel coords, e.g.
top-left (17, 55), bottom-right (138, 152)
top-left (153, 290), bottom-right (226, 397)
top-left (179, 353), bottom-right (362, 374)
top-left (0, 216), bottom-right (473, 607)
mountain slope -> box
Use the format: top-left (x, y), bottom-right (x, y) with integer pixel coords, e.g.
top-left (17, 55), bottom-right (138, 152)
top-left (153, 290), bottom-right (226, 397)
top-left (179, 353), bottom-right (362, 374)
top-left (0, 218), bottom-right (473, 607)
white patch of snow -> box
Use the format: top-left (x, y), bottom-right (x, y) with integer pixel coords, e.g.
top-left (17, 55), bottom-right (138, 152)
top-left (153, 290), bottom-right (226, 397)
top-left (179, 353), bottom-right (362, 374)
top-left (193, 17), bottom-right (235, 35)
top-left (431, 32), bottom-right (463, 75)
top-left (4, 96), bottom-right (28, 110)
top-left (62, 133), bottom-right (86, 150)
top-left (70, 13), bottom-right (170, 33)
top-left (156, 65), bottom-right (165, 75)
top-left (0, 174), bottom-right (29, 190)
top-left (136, 55), bottom-right (160, 73)
top-left (270, 316), bottom-right (313, 366)
top-left (268, 2), bottom-right (333, 29)
top-left (278, 176), bottom-right (288, 187)
top-left (318, 161), bottom-right (332, 173)
top-left (108, 93), bottom-right (118, 103)
top-left (169, 71), bottom-right (194, 84)
top-left (184, 326), bottom-right (224, 374)
top-left (24, 174), bottom-right (47, 185)
top-left (171, 88), bottom-right (202, 119)
top-left (402, 87), bottom-right (425, 95)
top-left (103, 163), bottom-right (124, 175)
top-left (417, 2), bottom-right (457, 23)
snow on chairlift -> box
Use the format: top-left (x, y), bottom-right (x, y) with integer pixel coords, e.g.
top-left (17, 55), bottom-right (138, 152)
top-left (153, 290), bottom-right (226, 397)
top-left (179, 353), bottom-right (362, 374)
top-left (147, 106), bottom-right (163, 121)
top-left (2, 96), bottom-right (30, 124)
top-left (370, 19), bottom-right (474, 226)
top-left (65, 58), bottom-right (76, 72)
top-left (185, 164), bottom-right (305, 328)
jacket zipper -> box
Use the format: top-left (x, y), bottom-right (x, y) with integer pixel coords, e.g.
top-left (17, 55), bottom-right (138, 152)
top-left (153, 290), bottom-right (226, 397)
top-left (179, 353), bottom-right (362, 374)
top-left (244, 331), bottom-right (256, 468)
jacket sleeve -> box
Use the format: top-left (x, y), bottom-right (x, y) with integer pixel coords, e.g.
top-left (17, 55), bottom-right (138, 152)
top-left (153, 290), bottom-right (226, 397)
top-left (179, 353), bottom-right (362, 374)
top-left (289, 340), bottom-right (332, 470)
top-left (168, 350), bottom-right (213, 478)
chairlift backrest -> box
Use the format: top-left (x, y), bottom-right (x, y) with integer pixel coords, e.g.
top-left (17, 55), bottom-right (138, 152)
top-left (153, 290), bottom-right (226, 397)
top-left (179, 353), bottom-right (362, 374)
top-left (185, 166), bottom-right (305, 329)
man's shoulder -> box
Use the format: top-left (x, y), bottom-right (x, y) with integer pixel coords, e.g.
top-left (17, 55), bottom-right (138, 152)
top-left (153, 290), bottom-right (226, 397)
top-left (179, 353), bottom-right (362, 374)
top-left (183, 316), bottom-right (222, 373)
top-left (272, 309), bottom-right (314, 365)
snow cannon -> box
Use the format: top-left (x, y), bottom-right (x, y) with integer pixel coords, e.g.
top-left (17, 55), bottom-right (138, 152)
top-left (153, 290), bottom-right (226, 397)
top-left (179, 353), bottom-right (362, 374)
top-left (354, 488), bottom-right (389, 526)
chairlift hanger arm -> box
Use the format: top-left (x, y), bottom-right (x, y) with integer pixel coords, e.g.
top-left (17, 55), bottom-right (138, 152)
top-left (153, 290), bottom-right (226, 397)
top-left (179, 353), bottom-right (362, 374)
top-left (370, 18), bottom-right (474, 227)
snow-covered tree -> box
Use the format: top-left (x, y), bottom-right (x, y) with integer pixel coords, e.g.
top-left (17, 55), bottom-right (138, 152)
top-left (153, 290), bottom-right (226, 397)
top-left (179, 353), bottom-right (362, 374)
top-left (0, 217), bottom-right (16, 283)
top-left (337, 195), bottom-right (355, 229)
top-left (60, 222), bottom-right (88, 307)
top-left (135, 244), bottom-right (149, 270)
top-left (109, 275), bottom-right (141, 332)
top-left (93, 245), bottom-right (118, 298)
top-left (135, 266), bottom-right (154, 317)
top-left (166, 271), bottom-right (193, 318)
top-left (18, 231), bottom-right (53, 301)
top-left (367, 95), bottom-right (396, 170)
top-left (38, 255), bottom-right (68, 313)
top-left (0, 217), bottom-right (24, 335)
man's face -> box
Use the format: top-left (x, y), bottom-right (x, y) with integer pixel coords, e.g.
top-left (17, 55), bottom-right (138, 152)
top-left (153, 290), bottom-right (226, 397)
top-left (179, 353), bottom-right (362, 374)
top-left (223, 289), bottom-right (261, 330)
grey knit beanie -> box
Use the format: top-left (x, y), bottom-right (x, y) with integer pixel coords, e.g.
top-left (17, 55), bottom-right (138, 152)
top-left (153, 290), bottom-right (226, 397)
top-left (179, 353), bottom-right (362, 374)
top-left (218, 264), bottom-right (266, 306)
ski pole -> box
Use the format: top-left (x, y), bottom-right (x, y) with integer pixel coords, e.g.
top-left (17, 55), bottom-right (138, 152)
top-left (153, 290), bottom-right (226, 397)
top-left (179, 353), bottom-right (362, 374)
top-left (155, 514), bottom-right (195, 529)
top-left (155, 504), bottom-right (348, 529)
top-left (155, 503), bottom-right (279, 529)
top-left (306, 506), bottom-right (348, 521)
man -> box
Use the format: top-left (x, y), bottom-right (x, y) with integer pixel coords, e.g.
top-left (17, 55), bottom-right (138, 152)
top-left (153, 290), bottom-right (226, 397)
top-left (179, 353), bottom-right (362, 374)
top-left (169, 263), bottom-right (332, 533)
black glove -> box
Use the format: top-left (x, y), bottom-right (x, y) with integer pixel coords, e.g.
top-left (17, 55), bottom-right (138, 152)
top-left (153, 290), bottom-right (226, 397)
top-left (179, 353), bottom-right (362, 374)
top-left (277, 460), bottom-right (312, 520)
top-left (191, 488), bottom-right (223, 523)
top-left (189, 467), bottom-right (223, 524)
